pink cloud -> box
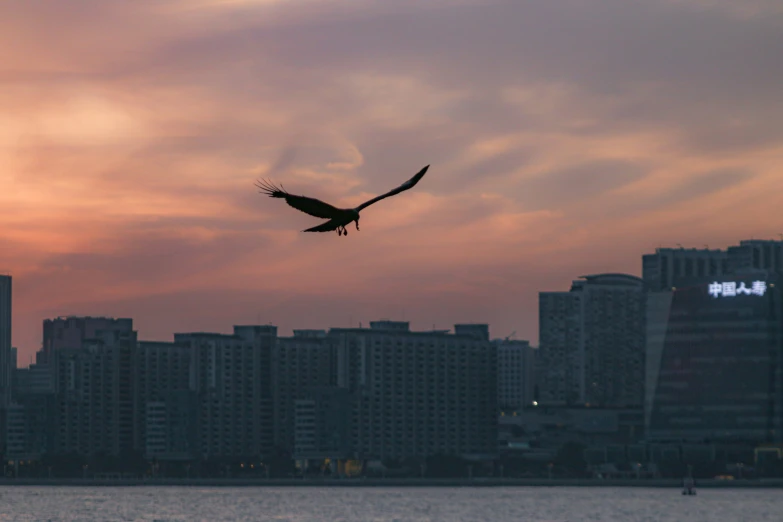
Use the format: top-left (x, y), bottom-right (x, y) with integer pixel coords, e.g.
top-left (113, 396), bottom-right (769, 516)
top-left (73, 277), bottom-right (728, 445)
top-left (3, 0), bottom-right (783, 364)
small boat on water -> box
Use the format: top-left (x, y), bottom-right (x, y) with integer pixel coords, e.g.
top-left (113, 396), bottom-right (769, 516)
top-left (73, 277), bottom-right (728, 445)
top-left (682, 475), bottom-right (696, 495)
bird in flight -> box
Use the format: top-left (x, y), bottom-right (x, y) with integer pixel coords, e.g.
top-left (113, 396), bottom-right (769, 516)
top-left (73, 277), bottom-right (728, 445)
top-left (256, 165), bottom-right (429, 236)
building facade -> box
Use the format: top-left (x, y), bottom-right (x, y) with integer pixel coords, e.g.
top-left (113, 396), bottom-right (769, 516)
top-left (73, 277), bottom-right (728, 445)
top-left (294, 386), bottom-right (354, 461)
top-left (6, 361), bottom-right (55, 461)
top-left (41, 316), bottom-right (134, 364)
top-left (645, 273), bottom-right (783, 445)
top-left (174, 325), bottom-right (275, 461)
top-left (0, 275), bottom-right (11, 409)
top-left (539, 274), bottom-right (646, 407)
top-left (495, 338), bottom-right (535, 411)
top-left (642, 247), bottom-right (728, 292)
top-left (643, 240), bottom-right (783, 292)
top-left (273, 331), bottom-right (336, 454)
top-left (51, 325), bottom-right (137, 457)
top-left (329, 321), bottom-right (497, 461)
top-left (538, 289), bottom-right (584, 405)
top-left (133, 341), bottom-right (194, 461)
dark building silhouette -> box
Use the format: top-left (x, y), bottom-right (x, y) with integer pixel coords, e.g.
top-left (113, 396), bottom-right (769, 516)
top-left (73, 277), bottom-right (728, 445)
top-left (643, 240), bottom-right (783, 292)
top-left (0, 275), bottom-right (11, 409)
top-left (7, 361), bottom-right (55, 464)
top-left (294, 386), bottom-right (354, 462)
top-left (174, 325), bottom-right (275, 462)
top-left (41, 316), bottom-right (134, 364)
top-left (328, 321), bottom-right (497, 461)
top-left (646, 272), bottom-right (783, 445)
top-left (8, 316), bottom-right (500, 475)
top-left (273, 330), bottom-right (336, 455)
top-left (51, 325), bottom-right (137, 458)
top-left (539, 274), bottom-right (646, 407)
top-left (454, 323), bottom-right (490, 341)
top-left (495, 338), bottom-right (535, 411)
top-left (134, 341), bottom-right (194, 461)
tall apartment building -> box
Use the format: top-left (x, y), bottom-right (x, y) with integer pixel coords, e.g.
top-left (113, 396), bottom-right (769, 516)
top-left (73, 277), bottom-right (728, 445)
top-left (41, 316), bottom-right (134, 364)
top-left (726, 239), bottom-right (783, 273)
top-left (174, 325), bottom-right (275, 460)
top-left (0, 275), bottom-right (11, 409)
top-left (642, 247), bottom-right (728, 291)
top-left (6, 362), bottom-right (55, 461)
top-left (539, 273), bottom-right (646, 407)
top-left (273, 330), bottom-right (336, 454)
top-left (642, 238), bottom-right (783, 444)
top-left (51, 324), bottom-right (137, 457)
top-left (134, 341), bottom-right (194, 461)
top-left (234, 324), bottom-right (276, 457)
top-left (9, 347), bottom-right (16, 393)
top-left (326, 321), bottom-right (497, 461)
top-left (294, 386), bottom-right (354, 462)
top-left (495, 338), bottom-right (535, 411)
top-left (538, 289), bottom-right (584, 406)
top-left (642, 240), bottom-right (783, 291)
top-left (646, 272), bottom-right (783, 444)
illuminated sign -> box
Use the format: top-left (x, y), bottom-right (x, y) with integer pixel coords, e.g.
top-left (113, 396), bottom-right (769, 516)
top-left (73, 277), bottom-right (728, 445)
top-left (708, 281), bottom-right (766, 298)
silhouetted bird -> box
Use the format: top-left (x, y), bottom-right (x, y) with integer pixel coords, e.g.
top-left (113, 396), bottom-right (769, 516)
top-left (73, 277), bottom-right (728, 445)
top-left (256, 165), bottom-right (429, 236)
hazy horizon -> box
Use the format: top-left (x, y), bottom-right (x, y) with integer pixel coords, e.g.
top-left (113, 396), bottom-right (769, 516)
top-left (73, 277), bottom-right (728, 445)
top-left (3, 0), bottom-right (783, 362)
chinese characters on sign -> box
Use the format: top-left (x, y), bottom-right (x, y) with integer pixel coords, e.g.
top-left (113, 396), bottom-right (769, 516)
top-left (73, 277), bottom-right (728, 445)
top-left (708, 281), bottom-right (767, 298)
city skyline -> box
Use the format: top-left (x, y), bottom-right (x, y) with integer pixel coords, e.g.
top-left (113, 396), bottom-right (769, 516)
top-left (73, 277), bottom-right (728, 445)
top-left (4, 245), bottom-right (783, 481)
top-left (6, 236), bottom-right (783, 366)
top-left (4, 0), bottom-right (783, 363)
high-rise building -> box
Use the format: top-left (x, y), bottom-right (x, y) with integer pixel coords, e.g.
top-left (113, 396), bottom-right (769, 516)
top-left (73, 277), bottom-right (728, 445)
top-left (51, 323), bottom-right (137, 458)
top-left (645, 271), bottom-right (783, 445)
top-left (328, 321), bottom-right (497, 461)
top-left (15, 363), bottom-right (54, 395)
top-left (495, 338), bottom-right (535, 411)
top-left (642, 240), bottom-right (783, 292)
top-left (538, 289), bottom-right (583, 406)
top-left (273, 331), bottom-right (336, 454)
top-left (294, 386), bottom-right (354, 462)
top-left (133, 341), bottom-right (194, 461)
top-left (642, 247), bottom-right (728, 291)
top-left (539, 273), bottom-right (646, 407)
top-left (726, 239), bottom-right (783, 273)
top-left (454, 324), bottom-right (490, 341)
top-left (174, 325), bottom-right (275, 460)
top-left (642, 238), bottom-right (783, 445)
top-left (8, 346), bottom-right (17, 406)
top-left (0, 275), bottom-right (11, 409)
top-left (41, 316), bottom-right (134, 364)
top-left (6, 362), bottom-right (54, 462)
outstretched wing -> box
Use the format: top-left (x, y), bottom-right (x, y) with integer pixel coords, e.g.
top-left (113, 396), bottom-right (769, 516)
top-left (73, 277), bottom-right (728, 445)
top-left (302, 219), bottom-right (341, 233)
top-left (354, 165), bottom-right (429, 212)
top-left (255, 179), bottom-right (342, 219)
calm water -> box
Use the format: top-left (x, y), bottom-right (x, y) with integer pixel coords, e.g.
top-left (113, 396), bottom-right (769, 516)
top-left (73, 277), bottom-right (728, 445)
top-left (0, 486), bottom-right (780, 521)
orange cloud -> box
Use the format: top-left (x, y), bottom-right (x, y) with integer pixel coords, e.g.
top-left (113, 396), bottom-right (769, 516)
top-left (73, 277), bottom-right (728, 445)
top-left (3, 0), bottom-right (783, 363)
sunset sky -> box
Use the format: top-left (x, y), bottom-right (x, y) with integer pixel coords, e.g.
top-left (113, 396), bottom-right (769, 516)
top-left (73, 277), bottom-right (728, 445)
top-left (3, 0), bottom-right (783, 364)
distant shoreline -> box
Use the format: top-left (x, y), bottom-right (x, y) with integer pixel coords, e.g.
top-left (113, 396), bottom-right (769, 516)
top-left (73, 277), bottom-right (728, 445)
top-left (1, 478), bottom-right (782, 488)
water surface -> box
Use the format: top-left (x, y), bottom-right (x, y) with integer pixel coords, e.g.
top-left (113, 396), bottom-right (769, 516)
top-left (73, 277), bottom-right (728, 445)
top-left (0, 486), bottom-right (779, 521)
